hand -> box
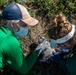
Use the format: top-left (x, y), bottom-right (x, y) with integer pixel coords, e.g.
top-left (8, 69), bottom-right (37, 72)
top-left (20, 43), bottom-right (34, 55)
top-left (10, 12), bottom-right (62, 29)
top-left (39, 47), bottom-right (56, 62)
top-left (35, 40), bottom-right (50, 54)
top-left (40, 47), bottom-right (61, 63)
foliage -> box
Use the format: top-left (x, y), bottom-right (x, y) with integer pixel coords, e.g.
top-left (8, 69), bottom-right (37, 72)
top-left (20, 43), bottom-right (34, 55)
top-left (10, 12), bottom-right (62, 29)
top-left (30, 0), bottom-right (76, 19)
top-left (0, 0), bottom-right (76, 17)
top-left (0, 0), bottom-right (22, 10)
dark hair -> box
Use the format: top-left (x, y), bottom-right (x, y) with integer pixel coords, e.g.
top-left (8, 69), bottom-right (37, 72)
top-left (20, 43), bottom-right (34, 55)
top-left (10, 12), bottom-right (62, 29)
top-left (48, 12), bottom-right (76, 48)
top-left (48, 13), bottom-right (72, 39)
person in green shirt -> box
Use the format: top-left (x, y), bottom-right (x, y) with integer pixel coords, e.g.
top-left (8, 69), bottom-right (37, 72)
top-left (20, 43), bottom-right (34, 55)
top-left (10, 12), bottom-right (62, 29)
top-left (45, 13), bottom-right (76, 75)
top-left (0, 3), bottom-right (50, 75)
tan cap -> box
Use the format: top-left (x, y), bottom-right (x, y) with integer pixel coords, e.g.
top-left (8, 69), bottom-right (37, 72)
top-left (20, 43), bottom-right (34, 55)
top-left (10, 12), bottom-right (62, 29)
top-left (17, 3), bottom-right (38, 26)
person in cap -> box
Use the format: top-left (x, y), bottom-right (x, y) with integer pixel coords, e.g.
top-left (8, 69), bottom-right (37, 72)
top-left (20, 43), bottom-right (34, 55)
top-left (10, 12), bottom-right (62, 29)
top-left (45, 13), bottom-right (76, 75)
top-left (2, 3), bottom-right (39, 38)
top-left (0, 3), bottom-right (50, 75)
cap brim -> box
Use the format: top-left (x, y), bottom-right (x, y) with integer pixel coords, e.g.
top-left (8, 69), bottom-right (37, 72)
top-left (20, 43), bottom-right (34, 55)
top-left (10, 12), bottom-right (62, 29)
top-left (21, 17), bottom-right (38, 26)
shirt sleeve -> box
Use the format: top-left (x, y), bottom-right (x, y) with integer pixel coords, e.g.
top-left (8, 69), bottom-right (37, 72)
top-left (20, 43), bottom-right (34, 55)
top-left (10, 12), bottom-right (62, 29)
top-left (1, 36), bottom-right (40, 75)
top-left (58, 59), bottom-right (67, 72)
top-left (0, 57), bottom-right (4, 68)
top-left (0, 50), bottom-right (6, 69)
top-left (58, 56), bottom-right (76, 75)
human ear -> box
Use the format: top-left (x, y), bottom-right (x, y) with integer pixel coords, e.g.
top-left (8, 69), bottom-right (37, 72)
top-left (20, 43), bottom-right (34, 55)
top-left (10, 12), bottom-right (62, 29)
top-left (10, 20), bottom-right (15, 27)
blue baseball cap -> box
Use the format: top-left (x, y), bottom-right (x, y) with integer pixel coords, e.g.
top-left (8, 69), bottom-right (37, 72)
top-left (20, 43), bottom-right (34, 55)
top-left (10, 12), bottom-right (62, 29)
top-left (2, 3), bottom-right (22, 20)
top-left (2, 3), bottom-right (38, 26)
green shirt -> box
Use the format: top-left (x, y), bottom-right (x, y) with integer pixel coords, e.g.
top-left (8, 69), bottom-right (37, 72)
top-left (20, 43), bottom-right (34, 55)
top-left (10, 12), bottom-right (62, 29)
top-left (59, 44), bottom-right (76, 75)
top-left (0, 26), bottom-right (40, 74)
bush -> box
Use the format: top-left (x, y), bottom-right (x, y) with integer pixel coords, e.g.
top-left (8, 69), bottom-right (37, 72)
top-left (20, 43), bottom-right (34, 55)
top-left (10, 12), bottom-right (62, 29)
top-left (0, 0), bottom-right (22, 10)
top-left (30, 0), bottom-right (76, 17)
